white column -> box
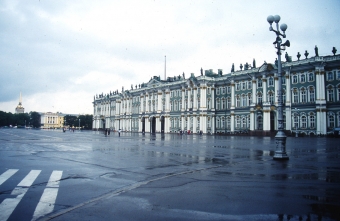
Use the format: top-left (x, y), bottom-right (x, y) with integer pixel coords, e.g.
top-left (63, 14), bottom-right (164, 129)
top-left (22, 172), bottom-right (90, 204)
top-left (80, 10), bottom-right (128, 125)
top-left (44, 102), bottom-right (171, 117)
top-left (316, 69), bottom-right (326, 101)
top-left (250, 109), bottom-right (255, 131)
top-left (165, 89), bottom-right (170, 112)
top-left (193, 115), bottom-right (197, 133)
top-left (200, 114), bottom-right (207, 133)
top-left (193, 87), bottom-right (198, 111)
top-left (187, 88), bottom-right (191, 110)
top-left (284, 71), bottom-right (291, 131)
top-left (200, 83), bottom-right (207, 111)
top-left (211, 115), bottom-right (215, 134)
top-left (145, 117), bottom-right (150, 133)
top-left (186, 115), bottom-right (190, 132)
top-left (138, 117), bottom-right (142, 132)
top-left (116, 100), bottom-right (120, 115)
top-left (181, 88), bottom-right (185, 111)
top-left (140, 94), bottom-right (144, 113)
top-left (230, 112), bottom-right (235, 132)
top-left (252, 78), bottom-right (257, 104)
top-left (156, 116), bottom-right (161, 132)
top-left (181, 115), bottom-right (185, 131)
top-left (164, 116), bottom-right (170, 133)
top-left (211, 86), bottom-right (215, 110)
top-left (157, 90), bottom-right (162, 113)
top-left (262, 75), bottom-right (267, 103)
top-left (263, 109), bottom-right (270, 131)
top-left (231, 81), bottom-right (235, 108)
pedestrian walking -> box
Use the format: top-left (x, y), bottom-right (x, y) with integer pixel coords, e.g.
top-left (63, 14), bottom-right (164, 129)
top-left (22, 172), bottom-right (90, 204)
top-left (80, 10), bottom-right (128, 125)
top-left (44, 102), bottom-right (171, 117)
top-left (118, 129), bottom-right (121, 137)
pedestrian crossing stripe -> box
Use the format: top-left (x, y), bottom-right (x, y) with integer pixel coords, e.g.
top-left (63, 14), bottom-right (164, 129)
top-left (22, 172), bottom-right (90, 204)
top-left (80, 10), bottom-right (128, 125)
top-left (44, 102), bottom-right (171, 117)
top-left (0, 169), bottom-right (63, 221)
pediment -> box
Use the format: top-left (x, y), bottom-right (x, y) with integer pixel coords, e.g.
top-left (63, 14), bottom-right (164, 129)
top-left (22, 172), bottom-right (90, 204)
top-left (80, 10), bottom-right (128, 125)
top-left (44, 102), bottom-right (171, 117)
top-left (147, 78), bottom-right (161, 87)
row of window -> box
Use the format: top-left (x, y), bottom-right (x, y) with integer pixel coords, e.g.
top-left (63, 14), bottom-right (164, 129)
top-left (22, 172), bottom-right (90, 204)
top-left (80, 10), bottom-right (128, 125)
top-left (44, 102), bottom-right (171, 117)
top-left (95, 85), bottom-right (340, 115)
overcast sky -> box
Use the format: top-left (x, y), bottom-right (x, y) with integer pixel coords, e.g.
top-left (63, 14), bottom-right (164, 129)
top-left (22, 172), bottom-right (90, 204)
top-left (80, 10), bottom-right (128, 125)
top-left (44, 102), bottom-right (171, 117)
top-left (1, 0), bottom-right (339, 115)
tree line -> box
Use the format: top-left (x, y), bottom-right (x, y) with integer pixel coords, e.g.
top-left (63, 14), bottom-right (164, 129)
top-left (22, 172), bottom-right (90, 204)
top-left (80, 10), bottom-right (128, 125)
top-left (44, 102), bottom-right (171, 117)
top-left (0, 111), bottom-right (93, 130)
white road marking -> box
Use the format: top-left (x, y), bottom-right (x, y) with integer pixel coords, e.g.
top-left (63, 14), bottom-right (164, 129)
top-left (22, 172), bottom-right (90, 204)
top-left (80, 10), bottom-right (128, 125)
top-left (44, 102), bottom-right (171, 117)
top-left (0, 169), bottom-right (18, 185)
top-left (46, 170), bottom-right (63, 188)
top-left (32, 170), bottom-right (63, 221)
top-left (0, 170), bottom-right (41, 221)
top-left (18, 170), bottom-right (41, 187)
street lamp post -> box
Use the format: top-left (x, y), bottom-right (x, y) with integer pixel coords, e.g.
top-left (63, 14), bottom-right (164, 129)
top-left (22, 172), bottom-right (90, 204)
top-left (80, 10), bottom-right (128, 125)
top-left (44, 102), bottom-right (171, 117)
top-left (79, 119), bottom-right (80, 130)
top-left (267, 15), bottom-right (290, 160)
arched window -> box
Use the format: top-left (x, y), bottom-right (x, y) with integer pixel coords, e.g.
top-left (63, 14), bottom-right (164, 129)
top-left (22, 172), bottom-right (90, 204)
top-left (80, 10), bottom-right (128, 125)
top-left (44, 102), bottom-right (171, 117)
top-left (293, 89), bottom-right (299, 103)
top-left (282, 90), bottom-right (286, 104)
top-left (309, 113), bottom-right (315, 128)
top-left (241, 117), bottom-right (246, 128)
top-left (222, 98), bottom-right (226, 110)
top-left (328, 113), bottom-right (335, 128)
top-left (327, 72), bottom-right (334, 81)
top-left (300, 74), bottom-right (306, 83)
top-left (227, 117), bottom-right (231, 129)
top-left (269, 92), bottom-right (274, 104)
top-left (242, 94), bottom-right (247, 107)
top-left (221, 117), bottom-right (225, 128)
top-left (308, 72), bottom-right (314, 81)
top-left (301, 115), bottom-right (307, 128)
top-left (216, 118), bottom-right (220, 128)
top-left (268, 77), bottom-right (274, 87)
top-left (309, 87), bottom-right (315, 102)
top-left (293, 115), bottom-right (299, 129)
top-left (227, 97), bottom-right (231, 109)
top-left (292, 75), bottom-right (298, 84)
top-left (236, 116), bottom-right (240, 128)
top-left (248, 93), bottom-right (252, 106)
top-left (216, 99), bottom-right (220, 110)
top-left (301, 88), bottom-right (307, 103)
top-left (327, 86), bottom-right (334, 102)
top-left (257, 93), bottom-right (262, 104)
top-left (236, 96), bottom-right (240, 107)
top-left (257, 79), bottom-right (262, 88)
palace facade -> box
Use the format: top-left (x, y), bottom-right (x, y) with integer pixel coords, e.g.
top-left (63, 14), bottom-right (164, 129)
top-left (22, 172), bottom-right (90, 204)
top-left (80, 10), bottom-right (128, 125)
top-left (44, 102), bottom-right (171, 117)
top-left (93, 52), bottom-right (340, 136)
top-left (40, 112), bottom-right (65, 129)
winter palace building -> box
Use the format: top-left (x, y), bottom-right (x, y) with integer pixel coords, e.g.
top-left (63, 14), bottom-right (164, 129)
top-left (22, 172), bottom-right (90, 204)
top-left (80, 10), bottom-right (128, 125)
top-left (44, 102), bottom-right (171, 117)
top-left (93, 51), bottom-right (340, 136)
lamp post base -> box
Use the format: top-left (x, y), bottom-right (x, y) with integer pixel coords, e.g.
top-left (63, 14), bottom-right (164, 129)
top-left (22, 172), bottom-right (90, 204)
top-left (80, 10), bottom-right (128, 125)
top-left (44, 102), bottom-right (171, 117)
top-left (273, 152), bottom-right (289, 160)
top-left (273, 130), bottom-right (289, 160)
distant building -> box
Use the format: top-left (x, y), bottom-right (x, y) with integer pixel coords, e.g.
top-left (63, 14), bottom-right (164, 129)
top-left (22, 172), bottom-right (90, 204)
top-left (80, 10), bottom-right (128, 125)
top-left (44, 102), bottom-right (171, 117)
top-left (93, 51), bottom-right (340, 136)
top-left (15, 92), bottom-right (25, 114)
top-left (40, 112), bottom-right (65, 129)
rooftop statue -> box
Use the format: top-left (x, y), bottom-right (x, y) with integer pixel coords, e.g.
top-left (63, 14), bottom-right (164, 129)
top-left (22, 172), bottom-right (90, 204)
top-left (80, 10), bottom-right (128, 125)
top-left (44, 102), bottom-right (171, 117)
top-left (332, 47), bottom-right (337, 55)
top-left (285, 52), bottom-right (292, 62)
top-left (200, 67), bottom-right (203, 76)
top-left (297, 52), bottom-right (301, 61)
top-left (231, 63), bottom-right (234, 72)
top-left (240, 63), bottom-right (243, 71)
top-left (315, 45), bottom-right (319, 57)
top-left (244, 63), bottom-right (249, 70)
top-left (253, 59), bottom-right (256, 68)
top-left (304, 50), bottom-right (309, 59)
